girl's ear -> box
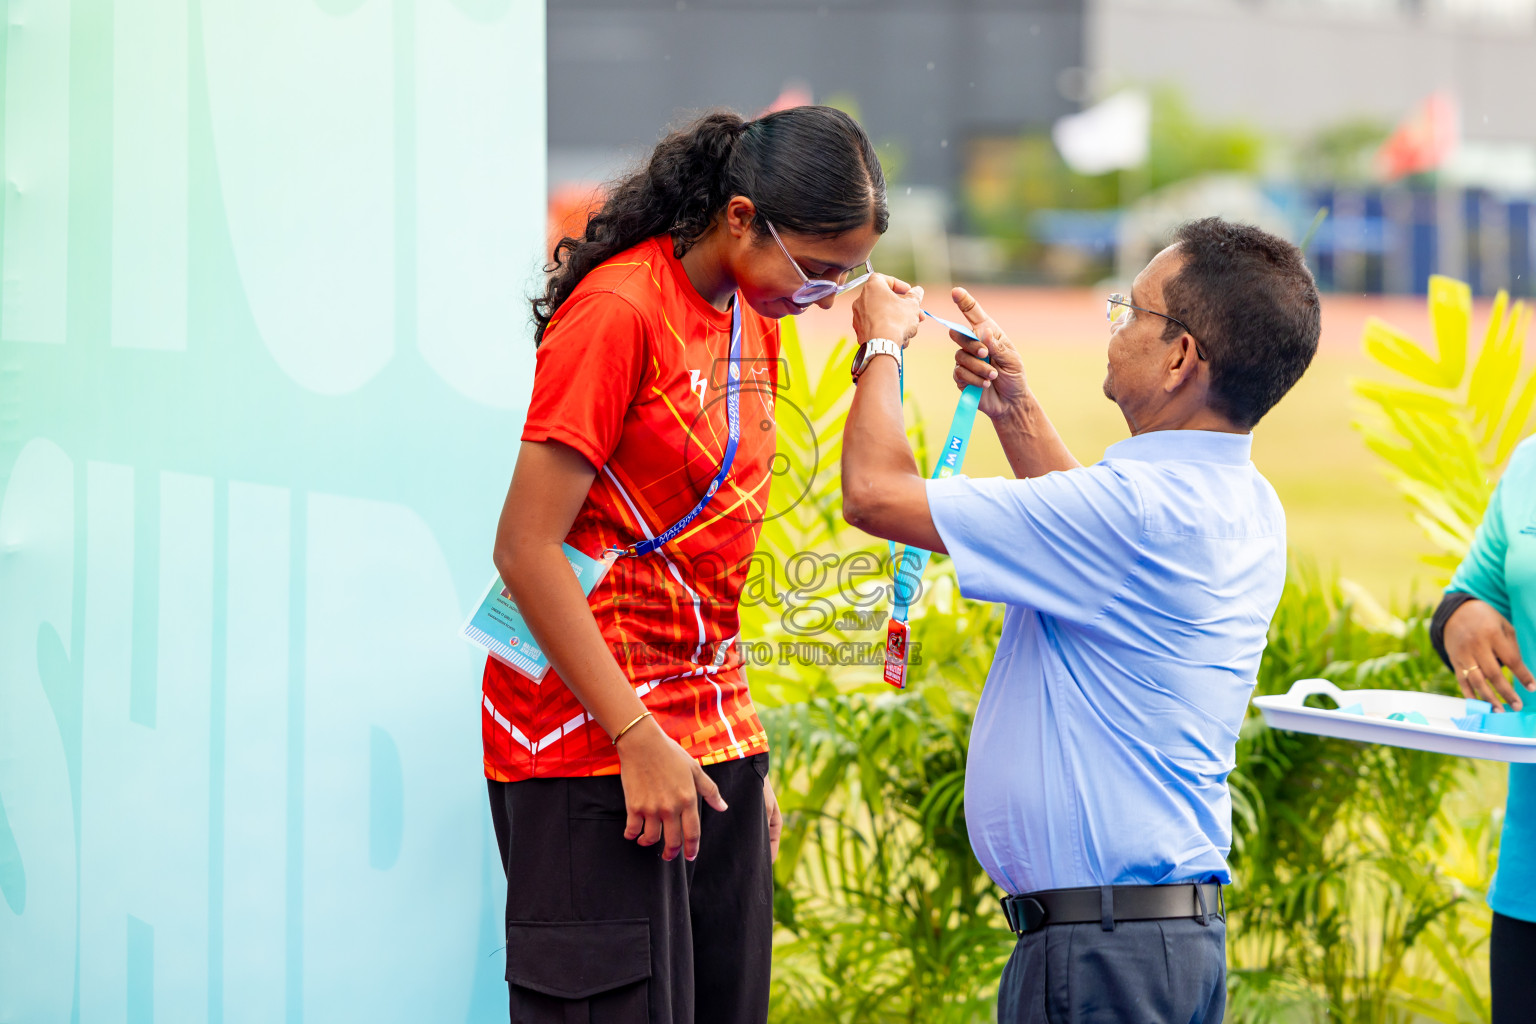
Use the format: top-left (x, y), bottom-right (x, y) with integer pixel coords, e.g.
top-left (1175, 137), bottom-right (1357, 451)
top-left (722, 196), bottom-right (758, 240)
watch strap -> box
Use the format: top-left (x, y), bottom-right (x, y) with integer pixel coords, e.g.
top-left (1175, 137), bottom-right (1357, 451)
top-left (852, 338), bottom-right (903, 381)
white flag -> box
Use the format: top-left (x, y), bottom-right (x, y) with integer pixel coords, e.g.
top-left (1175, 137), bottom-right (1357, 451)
top-left (1052, 90), bottom-right (1151, 175)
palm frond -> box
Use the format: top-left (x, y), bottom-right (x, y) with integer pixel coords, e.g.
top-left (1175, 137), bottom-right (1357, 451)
top-left (1350, 274), bottom-right (1535, 580)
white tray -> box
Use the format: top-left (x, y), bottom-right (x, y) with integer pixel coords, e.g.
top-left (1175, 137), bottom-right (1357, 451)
top-left (1253, 678), bottom-right (1536, 763)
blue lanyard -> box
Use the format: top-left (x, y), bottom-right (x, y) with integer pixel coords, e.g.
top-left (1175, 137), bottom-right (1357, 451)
top-left (890, 311), bottom-right (986, 620)
top-left (623, 295), bottom-right (744, 558)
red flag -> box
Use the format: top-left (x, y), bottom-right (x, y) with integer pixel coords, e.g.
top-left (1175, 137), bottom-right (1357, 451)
top-left (760, 81), bottom-right (813, 116)
top-left (1376, 92), bottom-right (1459, 181)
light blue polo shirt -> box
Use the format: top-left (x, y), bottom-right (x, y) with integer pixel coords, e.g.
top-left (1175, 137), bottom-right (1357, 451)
top-left (926, 429), bottom-right (1287, 895)
top-left (1447, 437), bottom-right (1536, 923)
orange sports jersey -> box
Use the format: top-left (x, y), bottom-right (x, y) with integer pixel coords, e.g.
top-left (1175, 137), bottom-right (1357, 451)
top-left (482, 236), bottom-right (780, 781)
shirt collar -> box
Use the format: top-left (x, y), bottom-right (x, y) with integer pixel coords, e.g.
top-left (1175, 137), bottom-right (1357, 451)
top-left (1103, 429), bottom-right (1253, 466)
top-left (658, 235), bottom-right (734, 329)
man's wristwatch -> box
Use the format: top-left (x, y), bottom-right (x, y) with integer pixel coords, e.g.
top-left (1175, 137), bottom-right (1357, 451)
top-left (851, 338), bottom-right (903, 382)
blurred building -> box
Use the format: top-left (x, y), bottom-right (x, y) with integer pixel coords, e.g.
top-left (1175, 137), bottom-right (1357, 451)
top-left (1090, 0), bottom-right (1536, 295)
top-left (548, 0), bottom-right (1535, 189)
top-left (547, 0), bottom-right (1536, 293)
top-left (546, 0), bottom-right (1085, 195)
top-left (1091, 0), bottom-right (1536, 172)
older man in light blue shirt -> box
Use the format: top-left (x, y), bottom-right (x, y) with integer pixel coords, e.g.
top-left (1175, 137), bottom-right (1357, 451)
top-left (840, 218), bottom-right (1321, 1024)
top-left (929, 427), bottom-right (1285, 896)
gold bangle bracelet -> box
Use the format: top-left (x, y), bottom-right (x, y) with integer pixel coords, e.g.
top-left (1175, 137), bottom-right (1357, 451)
top-left (612, 710), bottom-right (654, 745)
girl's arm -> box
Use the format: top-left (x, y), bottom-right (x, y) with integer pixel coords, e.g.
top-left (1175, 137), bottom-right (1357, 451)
top-left (840, 275), bottom-right (944, 550)
top-left (494, 439), bottom-right (727, 862)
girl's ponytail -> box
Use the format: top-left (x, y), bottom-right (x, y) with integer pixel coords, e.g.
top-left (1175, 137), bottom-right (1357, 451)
top-left (533, 106), bottom-right (886, 345)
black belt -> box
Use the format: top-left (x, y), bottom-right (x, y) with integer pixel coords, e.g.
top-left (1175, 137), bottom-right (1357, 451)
top-left (1000, 882), bottom-right (1224, 935)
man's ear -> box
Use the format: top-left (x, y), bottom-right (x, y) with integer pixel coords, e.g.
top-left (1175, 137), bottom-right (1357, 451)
top-left (1164, 334), bottom-right (1201, 393)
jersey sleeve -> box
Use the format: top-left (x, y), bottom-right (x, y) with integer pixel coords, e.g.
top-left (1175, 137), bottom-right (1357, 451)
top-left (521, 292), bottom-right (649, 471)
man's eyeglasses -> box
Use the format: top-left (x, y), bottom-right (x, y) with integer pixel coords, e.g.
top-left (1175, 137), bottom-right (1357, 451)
top-left (764, 218), bottom-right (872, 304)
top-left (1106, 293), bottom-right (1208, 361)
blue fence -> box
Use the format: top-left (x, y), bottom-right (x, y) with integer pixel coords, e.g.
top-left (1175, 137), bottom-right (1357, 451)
top-left (1306, 186), bottom-right (1536, 297)
top-left (1029, 185), bottom-right (1536, 297)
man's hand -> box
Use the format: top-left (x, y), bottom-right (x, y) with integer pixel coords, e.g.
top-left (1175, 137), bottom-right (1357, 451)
top-left (763, 774), bottom-right (783, 863)
top-left (950, 287), bottom-right (1028, 420)
top-left (1445, 598), bottom-right (1534, 711)
top-left (616, 718), bottom-right (729, 861)
top-left (852, 274), bottom-right (923, 348)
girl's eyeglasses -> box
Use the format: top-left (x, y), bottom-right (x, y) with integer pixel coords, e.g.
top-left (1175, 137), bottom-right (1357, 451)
top-left (1106, 293), bottom-right (1208, 361)
top-left (764, 218), bottom-right (872, 304)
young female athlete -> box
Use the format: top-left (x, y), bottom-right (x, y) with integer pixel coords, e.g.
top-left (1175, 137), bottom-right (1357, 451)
top-left (485, 106), bottom-right (889, 1023)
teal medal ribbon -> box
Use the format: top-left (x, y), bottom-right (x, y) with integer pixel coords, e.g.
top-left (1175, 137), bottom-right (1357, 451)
top-left (883, 311), bottom-right (987, 688)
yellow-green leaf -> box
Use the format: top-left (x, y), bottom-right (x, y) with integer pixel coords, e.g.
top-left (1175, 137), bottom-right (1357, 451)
top-left (1362, 318), bottom-right (1439, 385)
top-left (1493, 312), bottom-right (1536, 466)
top-left (1351, 376), bottom-right (1458, 412)
top-left (809, 337), bottom-right (856, 417)
top-left (1467, 292), bottom-right (1520, 445)
top-left (778, 315), bottom-right (811, 404)
top-left (1410, 512), bottom-right (1475, 562)
top-left (1426, 274), bottom-right (1471, 387)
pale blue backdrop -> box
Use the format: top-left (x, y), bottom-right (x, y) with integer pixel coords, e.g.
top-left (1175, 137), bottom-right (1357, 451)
top-left (0, 1), bottom-right (546, 1020)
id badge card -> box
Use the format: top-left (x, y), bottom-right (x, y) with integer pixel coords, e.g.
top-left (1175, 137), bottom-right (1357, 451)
top-left (883, 617), bottom-right (910, 689)
top-left (460, 544), bottom-right (620, 681)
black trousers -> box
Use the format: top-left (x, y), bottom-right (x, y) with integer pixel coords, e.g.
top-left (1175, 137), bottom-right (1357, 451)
top-left (488, 753), bottom-right (772, 1024)
top-left (1492, 911), bottom-right (1536, 1024)
top-left (997, 916), bottom-right (1227, 1023)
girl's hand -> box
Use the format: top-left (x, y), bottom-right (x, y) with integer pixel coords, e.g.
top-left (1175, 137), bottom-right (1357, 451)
top-left (1445, 598), bottom-right (1534, 711)
top-left (616, 718), bottom-right (728, 861)
top-left (852, 274), bottom-right (923, 348)
top-left (763, 774), bottom-right (783, 863)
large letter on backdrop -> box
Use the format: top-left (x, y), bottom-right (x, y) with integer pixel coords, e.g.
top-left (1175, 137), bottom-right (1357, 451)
top-left (0, 2), bottom-right (544, 1020)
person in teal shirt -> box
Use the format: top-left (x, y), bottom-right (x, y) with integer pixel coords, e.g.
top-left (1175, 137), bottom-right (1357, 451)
top-left (1434, 435), bottom-right (1536, 1023)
